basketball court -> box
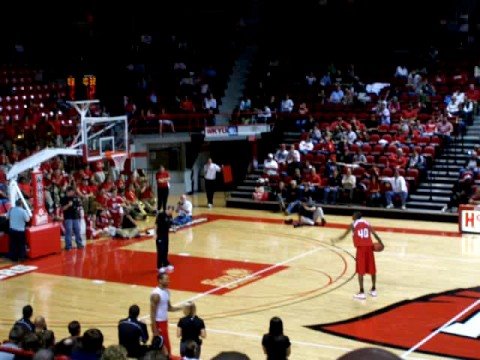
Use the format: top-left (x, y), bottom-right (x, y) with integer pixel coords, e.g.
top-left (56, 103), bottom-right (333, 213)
top-left (1, 194), bottom-right (478, 359)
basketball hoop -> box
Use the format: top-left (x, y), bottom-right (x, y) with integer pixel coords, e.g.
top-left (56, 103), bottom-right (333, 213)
top-left (105, 151), bottom-right (128, 171)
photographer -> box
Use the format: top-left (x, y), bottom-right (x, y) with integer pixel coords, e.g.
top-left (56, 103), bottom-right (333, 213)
top-left (61, 186), bottom-right (84, 250)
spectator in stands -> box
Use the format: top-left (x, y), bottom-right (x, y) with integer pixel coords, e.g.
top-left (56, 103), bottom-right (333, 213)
top-left (0, 179), bottom-right (9, 214)
top-left (253, 182), bottom-right (268, 202)
top-left (280, 95), bottom-right (294, 113)
top-left (158, 108), bottom-right (175, 135)
top-left (261, 317), bottom-right (291, 360)
top-left (54, 320), bottom-right (81, 356)
top-left (407, 149), bottom-right (426, 175)
top-left (203, 93), bottom-right (217, 113)
top-left (305, 72), bottom-right (317, 86)
top-left (138, 178), bottom-right (157, 215)
top-left (172, 194), bottom-right (193, 228)
top-left (71, 328), bottom-right (104, 360)
top-left (177, 302), bottom-right (206, 357)
top-left (286, 145), bottom-right (301, 176)
top-left (443, 173), bottom-right (474, 212)
top-left (329, 84), bottom-right (344, 103)
top-left (383, 169), bottom-right (408, 210)
top-left (298, 135), bottom-right (314, 155)
top-left (367, 174), bottom-right (382, 206)
top-left (302, 168), bottom-right (322, 200)
top-left (352, 150), bottom-right (367, 164)
top-left (469, 186), bottom-right (480, 205)
top-left (436, 116), bottom-right (453, 146)
top-left (100, 345), bottom-right (127, 360)
top-left (388, 96), bottom-right (401, 114)
top-left (341, 168), bottom-right (356, 203)
top-left (263, 153), bottom-right (278, 176)
top-left (323, 169), bottom-right (341, 205)
top-left (256, 105), bottom-right (272, 123)
top-left (293, 198), bottom-right (327, 228)
top-left (377, 102), bottom-right (391, 126)
top-left (0, 325), bottom-right (25, 360)
top-left (319, 72), bottom-right (332, 87)
top-left (6, 199), bottom-right (31, 262)
top-left (239, 96), bottom-right (252, 112)
top-left (274, 144), bottom-right (288, 165)
top-left (118, 305), bottom-right (148, 358)
top-left (394, 64), bottom-right (408, 79)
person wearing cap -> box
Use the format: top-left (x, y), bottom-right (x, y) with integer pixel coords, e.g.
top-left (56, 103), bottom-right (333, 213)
top-left (263, 153), bottom-right (278, 176)
top-left (293, 198), bottom-right (327, 228)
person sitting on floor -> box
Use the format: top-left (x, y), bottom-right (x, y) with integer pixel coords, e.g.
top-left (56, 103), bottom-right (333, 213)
top-left (292, 198), bottom-right (327, 227)
top-left (172, 194), bottom-right (193, 229)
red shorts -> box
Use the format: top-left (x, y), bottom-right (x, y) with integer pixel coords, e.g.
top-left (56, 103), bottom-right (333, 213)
top-left (155, 320), bottom-right (171, 354)
top-left (356, 246), bottom-right (376, 275)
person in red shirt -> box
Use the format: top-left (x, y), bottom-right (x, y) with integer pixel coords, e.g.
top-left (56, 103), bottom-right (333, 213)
top-left (332, 212), bottom-right (384, 300)
top-left (107, 188), bottom-right (125, 228)
top-left (155, 166), bottom-right (170, 211)
top-left (139, 178), bottom-right (156, 215)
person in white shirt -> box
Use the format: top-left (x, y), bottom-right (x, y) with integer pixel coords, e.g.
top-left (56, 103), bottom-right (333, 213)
top-left (298, 136), bottom-right (314, 154)
top-left (263, 154), bottom-right (279, 176)
top-left (172, 194), bottom-right (193, 227)
top-left (203, 158), bottom-right (222, 208)
top-left (274, 144), bottom-right (288, 164)
top-left (382, 169), bottom-right (408, 209)
top-left (341, 168), bottom-right (356, 203)
top-left (204, 94), bottom-right (217, 111)
top-left (150, 273), bottom-right (182, 355)
top-left (257, 105), bottom-right (272, 123)
top-left (280, 95), bottom-right (294, 112)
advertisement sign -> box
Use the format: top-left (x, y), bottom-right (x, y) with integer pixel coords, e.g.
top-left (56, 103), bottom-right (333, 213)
top-left (31, 170), bottom-right (48, 226)
top-left (460, 209), bottom-right (480, 233)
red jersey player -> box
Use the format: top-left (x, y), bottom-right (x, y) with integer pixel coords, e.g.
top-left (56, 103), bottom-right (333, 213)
top-left (333, 212), bottom-right (384, 300)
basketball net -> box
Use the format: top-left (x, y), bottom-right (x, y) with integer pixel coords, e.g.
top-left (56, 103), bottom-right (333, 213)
top-left (105, 151), bottom-right (128, 171)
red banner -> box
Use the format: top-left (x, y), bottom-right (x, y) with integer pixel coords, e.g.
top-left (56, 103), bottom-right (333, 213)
top-left (31, 170), bottom-right (48, 226)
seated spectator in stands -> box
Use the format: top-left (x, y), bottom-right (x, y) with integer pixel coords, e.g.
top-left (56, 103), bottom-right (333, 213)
top-left (0, 325), bottom-right (25, 360)
top-left (352, 150), bottom-right (367, 164)
top-left (298, 135), bottom-right (314, 155)
top-left (382, 169), bottom-right (408, 209)
top-left (108, 188), bottom-right (126, 228)
top-left (465, 154), bottom-right (480, 178)
top-left (118, 305), bottom-right (148, 358)
top-left (469, 186), bottom-right (480, 205)
top-left (305, 72), bottom-right (317, 86)
top-left (408, 149), bottom-right (426, 174)
top-left (54, 321), bottom-right (81, 356)
top-left (15, 305), bottom-right (34, 333)
top-left (319, 72), bottom-right (332, 88)
top-left (71, 328), bottom-right (104, 360)
top-left (274, 144), bottom-right (288, 165)
top-left (158, 108), bottom-right (175, 135)
top-left (125, 183), bottom-right (147, 220)
top-left (395, 64), bottom-right (408, 79)
top-left (329, 85), bottom-right (344, 103)
top-left (172, 194), bottom-right (193, 227)
top-left (280, 95), bottom-right (294, 113)
top-left (263, 153), bottom-right (278, 176)
top-left (302, 168), bottom-right (322, 200)
top-left (323, 169), bottom-right (341, 205)
top-left (341, 168), bottom-right (356, 203)
top-left (443, 173), bottom-right (474, 212)
top-left (436, 116), bottom-right (454, 145)
top-left (179, 96), bottom-right (195, 113)
top-left (377, 102), bottom-right (391, 126)
top-left (239, 96), bottom-right (252, 112)
top-left (138, 178), bottom-right (157, 215)
top-left (446, 96), bottom-right (460, 116)
top-left (423, 117), bottom-right (437, 136)
top-left (256, 105), bottom-right (272, 123)
top-left (253, 182), bottom-right (269, 202)
top-left (203, 94), bottom-right (217, 113)
top-left (367, 175), bottom-right (382, 206)
top-left (388, 96), bottom-right (401, 114)
top-left (286, 145), bottom-right (301, 176)
top-left (0, 180), bottom-right (9, 214)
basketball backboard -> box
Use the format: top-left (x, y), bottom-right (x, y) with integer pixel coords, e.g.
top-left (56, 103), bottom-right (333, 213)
top-left (82, 116), bottom-right (128, 162)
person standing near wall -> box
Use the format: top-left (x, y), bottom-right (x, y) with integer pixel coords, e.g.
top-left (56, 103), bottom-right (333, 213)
top-left (7, 199), bottom-right (31, 262)
top-left (203, 158), bottom-right (222, 208)
top-left (156, 166), bottom-right (170, 212)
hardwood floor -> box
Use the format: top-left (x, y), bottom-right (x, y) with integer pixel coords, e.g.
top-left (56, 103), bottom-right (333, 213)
top-left (1, 194), bottom-right (477, 359)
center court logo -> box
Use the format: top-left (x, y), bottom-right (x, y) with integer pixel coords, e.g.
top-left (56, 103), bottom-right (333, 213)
top-left (306, 286), bottom-right (480, 359)
top-left (201, 268), bottom-right (260, 289)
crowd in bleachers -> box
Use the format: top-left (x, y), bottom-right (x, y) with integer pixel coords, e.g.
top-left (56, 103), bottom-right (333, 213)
top-left (243, 53), bottom-right (480, 211)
